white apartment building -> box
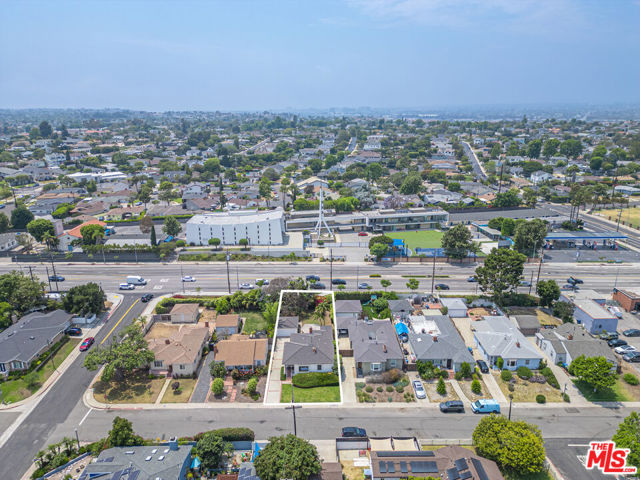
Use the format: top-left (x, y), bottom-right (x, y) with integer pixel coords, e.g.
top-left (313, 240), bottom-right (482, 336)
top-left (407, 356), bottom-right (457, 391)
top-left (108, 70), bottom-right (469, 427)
top-left (186, 209), bottom-right (285, 246)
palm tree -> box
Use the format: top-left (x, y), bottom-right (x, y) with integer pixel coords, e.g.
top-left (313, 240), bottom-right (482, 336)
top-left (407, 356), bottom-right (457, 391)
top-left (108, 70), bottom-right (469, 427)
top-left (314, 298), bottom-right (332, 326)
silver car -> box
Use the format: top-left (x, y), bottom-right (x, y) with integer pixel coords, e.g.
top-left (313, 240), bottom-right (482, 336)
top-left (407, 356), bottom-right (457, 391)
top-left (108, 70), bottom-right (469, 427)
top-left (412, 380), bottom-right (427, 399)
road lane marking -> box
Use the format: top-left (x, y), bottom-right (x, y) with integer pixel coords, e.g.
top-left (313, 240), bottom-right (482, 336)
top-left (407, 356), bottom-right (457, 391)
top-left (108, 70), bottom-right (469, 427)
top-left (100, 299), bottom-right (139, 345)
top-left (160, 278), bottom-right (169, 282)
top-left (153, 285), bottom-right (162, 290)
top-left (79, 408), bottom-right (93, 426)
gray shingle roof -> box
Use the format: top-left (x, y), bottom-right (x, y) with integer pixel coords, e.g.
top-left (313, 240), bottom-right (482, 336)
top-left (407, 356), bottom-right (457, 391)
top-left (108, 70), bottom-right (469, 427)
top-left (514, 315), bottom-right (540, 330)
top-left (473, 316), bottom-right (542, 360)
top-left (0, 310), bottom-right (71, 365)
top-left (283, 326), bottom-right (334, 365)
top-left (279, 316), bottom-right (299, 329)
top-left (348, 319), bottom-right (403, 363)
top-left (388, 299), bottom-right (412, 313)
top-left (335, 300), bottom-right (362, 314)
top-left (408, 315), bottom-right (474, 364)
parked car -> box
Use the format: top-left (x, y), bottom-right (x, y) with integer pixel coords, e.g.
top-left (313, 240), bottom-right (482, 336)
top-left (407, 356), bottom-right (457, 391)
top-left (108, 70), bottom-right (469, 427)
top-left (332, 279), bottom-right (346, 285)
top-left (358, 232), bottom-right (369, 236)
top-left (476, 359), bottom-right (489, 373)
top-left (49, 275), bottom-right (65, 282)
top-left (256, 279), bottom-right (270, 286)
top-left (519, 280), bottom-right (531, 287)
top-left (567, 276), bottom-right (584, 285)
top-left (314, 282), bottom-right (327, 289)
top-left (182, 276), bottom-right (196, 282)
top-left (45, 292), bottom-right (61, 300)
top-left (65, 327), bottom-right (82, 336)
top-left (358, 283), bottom-right (371, 290)
top-left (600, 331), bottom-right (619, 341)
top-left (79, 337), bottom-right (95, 352)
top-left (561, 284), bottom-right (579, 290)
top-left (119, 283), bottom-right (135, 290)
top-left (615, 345), bottom-right (637, 355)
top-left (623, 352), bottom-right (640, 363)
top-left (439, 400), bottom-right (465, 413)
top-left (608, 338), bottom-right (628, 348)
top-left (141, 293), bottom-right (154, 303)
top-left (623, 329), bottom-right (640, 337)
top-left (467, 276), bottom-right (477, 282)
top-left (239, 283), bottom-right (254, 290)
top-left (306, 275), bottom-right (320, 282)
top-left (412, 380), bottom-right (427, 399)
top-left (341, 427), bottom-right (367, 438)
top-left (471, 399), bottom-right (501, 414)
top-left (435, 284), bottom-right (450, 290)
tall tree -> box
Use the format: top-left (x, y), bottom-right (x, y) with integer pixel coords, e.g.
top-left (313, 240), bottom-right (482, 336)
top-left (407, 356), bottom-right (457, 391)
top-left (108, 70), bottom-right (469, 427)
top-left (62, 282), bottom-right (106, 316)
top-left (26, 219), bottom-right (55, 242)
top-left (150, 224), bottom-right (157, 246)
top-left (162, 215), bottom-right (181, 237)
top-left (526, 139), bottom-right (542, 159)
top-left (569, 355), bottom-right (616, 392)
top-left (80, 224), bottom-right (105, 245)
top-left (259, 178), bottom-right (272, 207)
top-left (542, 138), bottom-right (560, 158)
top-left (107, 416), bottom-right (143, 447)
top-left (475, 248), bottom-right (526, 304)
top-left (254, 435), bottom-right (321, 480)
top-left (0, 271), bottom-right (44, 314)
top-left (442, 224), bottom-right (476, 260)
top-left (612, 412), bottom-right (640, 474)
top-left (536, 280), bottom-right (560, 308)
top-left (195, 432), bottom-right (233, 471)
top-left (513, 219), bottom-right (548, 256)
top-left (38, 120), bottom-right (53, 138)
top-left (0, 213), bottom-right (9, 233)
top-left (11, 205), bottom-right (34, 229)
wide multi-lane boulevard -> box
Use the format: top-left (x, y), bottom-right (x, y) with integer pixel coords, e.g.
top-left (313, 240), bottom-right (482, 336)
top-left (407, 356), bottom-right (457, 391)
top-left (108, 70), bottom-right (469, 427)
top-left (0, 259), bottom-right (637, 479)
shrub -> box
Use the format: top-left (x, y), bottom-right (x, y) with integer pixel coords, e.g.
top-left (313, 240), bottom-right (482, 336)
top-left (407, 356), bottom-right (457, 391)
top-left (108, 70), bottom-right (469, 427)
top-left (292, 372), bottom-right (339, 388)
top-left (623, 373), bottom-right (639, 386)
top-left (376, 386), bottom-right (383, 392)
top-left (536, 394), bottom-right (546, 404)
top-left (210, 360), bottom-right (226, 379)
top-left (280, 366), bottom-right (286, 381)
top-left (172, 381), bottom-right (180, 391)
top-left (459, 362), bottom-right (472, 379)
top-left (496, 357), bottom-right (504, 369)
top-left (365, 385), bottom-right (374, 393)
top-left (381, 369), bottom-right (403, 384)
top-left (440, 306), bottom-right (449, 315)
top-left (471, 378), bottom-right (481, 394)
top-left (508, 383), bottom-right (515, 392)
top-left (517, 366), bottom-right (532, 380)
top-left (192, 427), bottom-right (254, 442)
top-left (454, 371), bottom-right (464, 381)
top-left (247, 377), bottom-right (258, 394)
top-left (211, 378), bottom-right (225, 396)
top-left (395, 385), bottom-right (404, 393)
top-left (437, 377), bottom-right (446, 395)
top-left (501, 370), bottom-right (513, 382)
top-left (386, 385), bottom-right (394, 392)
top-left (562, 393), bottom-right (570, 402)
top-left (540, 367), bottom-right (559, 388)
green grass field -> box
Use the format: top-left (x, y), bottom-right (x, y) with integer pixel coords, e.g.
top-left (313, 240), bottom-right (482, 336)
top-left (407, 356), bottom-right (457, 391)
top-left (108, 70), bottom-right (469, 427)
top-left (572, 378), bottom-right (632, 402)
top-left (280, 384), bottom-right (341, 403)
top-left (241, 311), bottom-right (267, 334)
top-left (598, 207), bottom-right (640, 228)
top-left (387, 230), bottom-right (444, 249)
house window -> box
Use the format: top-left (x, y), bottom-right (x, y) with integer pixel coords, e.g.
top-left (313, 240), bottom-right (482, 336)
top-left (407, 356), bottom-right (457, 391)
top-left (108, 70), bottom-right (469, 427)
top-left (371, 363), bottom-right (382, 372)
top-left (507, 359), bottom-right (516, 368)
top-left (0, 363), bottom-right (5, 372)
top-left (525, 359), bottom-right (530, 365)
top-left (179, 365), bottom-right (185, 370)
top-left (317, 365), bottom-right (322, 371)
top-left (256, 360), bottom-right (262, 366)
top-left (153, 360), bottom-right (163, 368)
top-left (389, 360), bottom-right (396, 367)
top-left (299, 366), bottom-right (309, 372)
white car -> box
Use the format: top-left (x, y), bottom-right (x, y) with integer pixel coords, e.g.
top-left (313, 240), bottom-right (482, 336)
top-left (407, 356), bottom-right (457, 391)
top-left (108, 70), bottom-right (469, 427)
top-left (119, 283), bottom-right (135, 290)
top-left (615, 345), bottom-right (638, 355)
top-left (412, 380), bottom-right (427, 399)
top-left (239, 283), bottom-right (254, 290)
top-left (182, 276), bottom-right (196, 282)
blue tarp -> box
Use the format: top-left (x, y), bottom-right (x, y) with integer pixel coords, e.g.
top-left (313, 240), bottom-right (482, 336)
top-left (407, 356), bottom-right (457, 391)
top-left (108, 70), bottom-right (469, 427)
top-left (395, 323), bottom-right (409, 336)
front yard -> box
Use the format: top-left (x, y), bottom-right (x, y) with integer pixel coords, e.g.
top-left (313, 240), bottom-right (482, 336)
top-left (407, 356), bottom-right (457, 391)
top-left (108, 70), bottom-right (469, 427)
top-left (355, 376), bottom-right (416, 403)
top-left (572, 378), bottom-right (633, 402)
top-left (494, 372), bottom-right (564, 403)
top-left (93, 371), bottom-right (166, 404)
top-left (424, 379), bottom-right (459, 402)
top-left (458, 377), bottom-right (490, 402)
top-left (1, 338), bottom-right (81, 404)
top-left (280, 384), bottom-right (341, 403)
top-left (160, 378), bottom-right (197, 403)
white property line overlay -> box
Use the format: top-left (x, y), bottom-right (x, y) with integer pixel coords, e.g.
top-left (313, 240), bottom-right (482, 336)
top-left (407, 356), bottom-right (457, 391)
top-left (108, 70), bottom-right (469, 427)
top-left (263, 289), bottom-right (343, 405)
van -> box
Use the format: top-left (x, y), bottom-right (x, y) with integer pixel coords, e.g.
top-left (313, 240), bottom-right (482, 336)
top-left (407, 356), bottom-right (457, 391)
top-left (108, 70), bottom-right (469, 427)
top-left (126, 276), bottom-right (147, 285)
top-left (470, 399), bottom-right (500, 414)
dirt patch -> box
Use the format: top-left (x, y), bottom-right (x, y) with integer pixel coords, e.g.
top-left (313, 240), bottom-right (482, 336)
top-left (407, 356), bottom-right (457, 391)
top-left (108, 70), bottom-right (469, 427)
top-left (468, 307), bottom-right (490, 320)
top-left (505, 307), bottom-right (561, 326)
top-left (492, 372), bottom-right (564, 402)
top-left (356, 377), bottom-right (415, 403)
top-left (424, 380), bottom-right (459, 402)
top-left (458, 378), bottom-right (489, 402)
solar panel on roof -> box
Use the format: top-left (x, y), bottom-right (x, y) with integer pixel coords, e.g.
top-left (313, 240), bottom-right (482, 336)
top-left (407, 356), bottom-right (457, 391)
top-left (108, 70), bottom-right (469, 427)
top-left (410, 461), bottom-right (438, 473)
top-left (447, 467), bottom-right (460, 480)
top-left (400, 461), bottom-right (408, 473)
top-left (387, 462), bottom-right (395, 473)
top-left (455, 458), bottom-right (469, 471)
top-left (460, 471), bottom-right (472, 480)
top-left (379, 461), bottom-right (387, 473)
top-left (471, 458), bottom-right (490, 480)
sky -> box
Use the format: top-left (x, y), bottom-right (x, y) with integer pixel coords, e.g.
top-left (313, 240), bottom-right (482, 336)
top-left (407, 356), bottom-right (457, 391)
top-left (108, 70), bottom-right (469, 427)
top-left (1, 0), bottom-right (639, 111)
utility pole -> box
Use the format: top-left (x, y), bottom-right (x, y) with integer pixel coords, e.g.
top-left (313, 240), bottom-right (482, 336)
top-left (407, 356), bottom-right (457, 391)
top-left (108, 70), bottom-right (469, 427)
top-left (225, 250), bottom-right (231, 293)
top-left (356, 266), bottom-right (359, 287)
top-left (180, 264), bottom-right (185, 294)
top-left (329, 248), bottom-right (333, 290)
top-left (101, 245), bottom-right (106, 264)
top-left (497, 161), bottom-right (505, 195)
top-left (236, 265), bottom-right (239, 288)
top-left (45, 266), bottom-right (52, 292)
top-left (617, 208), bottom-right (623, 232)
top-left (535, 247), bottom-right (544, 287)
top-left (285, 384), bottom-right (300, 436)
top-left (508, 394), bottom-right (513, 420)
top-left (528, 270), bottom-right (535, 295)
top-left (431, 252), bottom-right (436, 295)
top-left (50, 256), bottom-right (60, 292)
top-left (27, 265), bottom-right (34, 282)
top-left (74, 428), bottom-right (80, 449)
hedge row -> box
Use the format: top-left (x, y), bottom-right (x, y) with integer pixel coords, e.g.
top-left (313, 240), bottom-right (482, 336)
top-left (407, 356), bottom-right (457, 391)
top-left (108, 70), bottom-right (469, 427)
top-left (334, 291), bottom-right (398, 301)
top-left (189, 427), bottom-right (255, 442)
top-left (292, 372), bottom-right (339, 388)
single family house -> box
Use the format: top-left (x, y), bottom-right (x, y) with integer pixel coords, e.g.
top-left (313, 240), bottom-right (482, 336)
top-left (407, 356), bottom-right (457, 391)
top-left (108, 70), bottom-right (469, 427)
top-left (214, 334), bottom-right (268, 372)
top-left (473, 316), bottom-right (542, 370)
top-left (408, 315), bottom-right (474, 371)
top-left (347, 319), bottom-right (403, 376)
top-left (282, 325), bottom-right (334, 376)
top-left (216, 314), bottom-right (241, 338)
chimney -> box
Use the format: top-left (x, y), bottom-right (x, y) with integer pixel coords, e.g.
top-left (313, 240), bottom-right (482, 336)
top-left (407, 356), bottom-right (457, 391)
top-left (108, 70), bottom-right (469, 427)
top-left (168, 437), bottom-right (178, 451)
top-left (205, 321), bottom-right (209, 328)
top-left (383, 344), bottom-right (387, 353)
top-left (516, 342), bottom-right (520, 348)
top-left (568, 334), bottom-right (573, 340)
top-left (312, 346), bottom-right (317, 353)
top-left (165, 339), bottom-right (170, 345)
top-left (433, 336), bottom-right (438, 342)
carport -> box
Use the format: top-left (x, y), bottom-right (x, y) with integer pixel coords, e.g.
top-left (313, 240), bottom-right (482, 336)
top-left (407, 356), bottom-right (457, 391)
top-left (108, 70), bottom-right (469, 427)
top-left (545, 231), bottom-right (627, 250)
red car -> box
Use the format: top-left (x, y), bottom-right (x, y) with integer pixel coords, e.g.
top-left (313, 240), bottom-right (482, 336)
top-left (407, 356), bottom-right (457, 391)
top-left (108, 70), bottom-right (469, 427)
top-left (79, 337), bottom-right (95, 352)
top-left (358, 232), bottom-right (368, 236)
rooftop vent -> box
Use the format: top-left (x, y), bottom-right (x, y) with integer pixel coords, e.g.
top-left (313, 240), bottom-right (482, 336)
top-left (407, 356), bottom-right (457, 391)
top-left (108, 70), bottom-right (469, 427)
top-left (29, 336), bottom-right (35, 340)
top-left (163, 448), bottom-right (170, 453)
top-left (151, 449), bottom-right (158, 454)
top-left (165, 339), bottom-right (170, 345)
top-left (125, 451), bottom-right (135, 455)
top-left (158, 456), bottom-right (165, 461)
top-left (383, 344), bottom-right (387, 353)
top-left (145, 456), bottom-right (152, 461)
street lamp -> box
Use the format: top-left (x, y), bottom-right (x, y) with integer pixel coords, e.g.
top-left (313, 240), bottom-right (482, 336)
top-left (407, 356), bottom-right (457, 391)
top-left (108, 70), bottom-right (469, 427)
top-left (508, 393), bottom-right (513, 420)
top-left (225, 250), bottom-right (231, 293)
top-left (75, 428), bottom-right (80, 449)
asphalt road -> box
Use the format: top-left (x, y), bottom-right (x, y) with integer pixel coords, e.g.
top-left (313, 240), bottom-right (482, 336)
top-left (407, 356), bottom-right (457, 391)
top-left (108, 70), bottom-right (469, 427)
top-left (0, 295), bottom-right (144, 480)
top-left (546, 439), bottom-right (613, 480)
top-left (1, 260), bottom-right (639, 295)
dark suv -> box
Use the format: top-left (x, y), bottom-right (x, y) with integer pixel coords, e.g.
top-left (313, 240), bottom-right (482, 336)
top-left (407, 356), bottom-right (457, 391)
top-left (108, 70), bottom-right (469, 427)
top-left (341, 427), bottom-right (367, 438)
top-left (476, 359), bottom-right (489, 373)
top-left (332, 279), bottom-right (347, 285)
top-left (141, 293), bottom-right (154, 303)
top-left (306, 275), bottom-right (320, 282)
top-left (439, 400), bottom-right (465, 413)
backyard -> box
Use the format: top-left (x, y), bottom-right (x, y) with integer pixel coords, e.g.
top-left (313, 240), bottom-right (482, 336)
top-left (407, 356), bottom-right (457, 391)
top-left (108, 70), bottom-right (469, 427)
top-left (387, 230), bottom-right (444, 249)
top-left (504, 307), bottom-right (562, 326)
top-left (280, 384), bottom-right (341, 403)
top-left (93, 371), bottom-right (167, 404)
top-left (241, 311), bottom-right (268, 334)
top-left (0, 338), bottom-right (81, 404)
top-left (160, 378), bottom-right (197, 403)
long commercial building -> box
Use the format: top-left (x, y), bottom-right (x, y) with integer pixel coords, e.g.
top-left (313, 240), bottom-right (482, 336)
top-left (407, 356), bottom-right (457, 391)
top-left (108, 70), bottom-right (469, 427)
top-left (285, 207), bottom-right (449, 232)
top-left (186, 209), bottom-right (285, 246)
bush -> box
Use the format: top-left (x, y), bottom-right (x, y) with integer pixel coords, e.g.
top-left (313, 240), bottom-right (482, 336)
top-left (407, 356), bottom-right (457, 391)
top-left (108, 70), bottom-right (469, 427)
top-left (192, 427), bottom-right (255, 442)
top-left (440, 306), bottom-right (449, 315)
top-left (211, 378), bottom-right (225, 396)
top-left (376, 386), bottom-right (383, 392)
top-left (292, 372), bottom-right (339, 388)
top-left (501, 370), bottom-right (513, 382)
top-left (210, 360), bottom-right (226, 379)
top-left (365, 385), bottom-right (374, 393)
top-left (496, 357), bottom-right (504, 369)
top-left (381, 369), bottom-right (402, 384)
top-left (623, 373), bottom-right (639, 386)
top-left (508, 383), bottom-right (515, 392)
top-left (459, 362), bottom-right (472, 379)
top-left (471, 378), bottom-right (481, 394)
top-left (517, 366), bottom-right (532, 380)
top-left (395, 385), bottom-right (404, 393)
top-left (386, 385), bottom-right (394, 392)
top-left (454, 371), bottom-right (463, 381)
top-left (540, 367), bottom-right (559, 388)
top-left (280, 366), bottom-right (285, 381)
top-left (437, 377), bottom-right (446, 395)
top-left (563, 393), bottom-right (570, 402)
top-left (536, 394), bottom-right (546, 404)
top-left (247, 377), bottom-right (258, 394)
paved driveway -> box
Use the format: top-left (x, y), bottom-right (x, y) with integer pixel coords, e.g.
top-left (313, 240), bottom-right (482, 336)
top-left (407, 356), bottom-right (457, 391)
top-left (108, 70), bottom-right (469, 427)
top-left (191, 352), bottom-right (212, 403)
top-left (265, 338), bottom-right (287, 404)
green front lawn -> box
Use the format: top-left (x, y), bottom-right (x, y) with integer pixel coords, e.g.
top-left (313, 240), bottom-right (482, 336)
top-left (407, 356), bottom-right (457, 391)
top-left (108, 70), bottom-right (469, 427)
top-left (572, 379), bottom-right (632, 402)
top-left (161, 378), bottom-right (197, 403)
top-left (93, 371), bottom-right (167, 404)
top-left (241, 311), bottom-right (267, 334)
top-left (387, 230), bottom-right (444, 249)
top-left (0, 338), bottom-right (81, 404)
top-left (280, 384), bottom-right (341, 403)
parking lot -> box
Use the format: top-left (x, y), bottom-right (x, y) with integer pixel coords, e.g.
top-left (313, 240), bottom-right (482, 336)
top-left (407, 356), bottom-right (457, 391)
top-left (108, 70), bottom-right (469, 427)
top-left (614, 310), bottom-right (640, 373)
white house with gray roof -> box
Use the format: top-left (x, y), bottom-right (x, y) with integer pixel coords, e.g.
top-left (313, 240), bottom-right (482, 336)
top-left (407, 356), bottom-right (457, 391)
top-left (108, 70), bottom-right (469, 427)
top-left (0, 310), bottom-right (71, 376)
top-left (535, 323), bottom-right (617, 368)
top-left (347, 319), bottom-right (403, 376)
top-left (335, 300), bottom-right (363, 336)
top-left (473, 316), bottom-right (542, 370)
top-left (408, 315), bottom-right (474, 371)
top-left (282, 325), bottom-right (334, 376)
